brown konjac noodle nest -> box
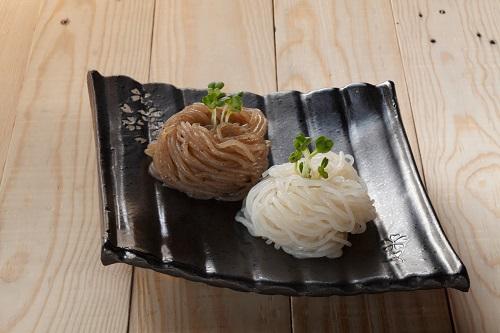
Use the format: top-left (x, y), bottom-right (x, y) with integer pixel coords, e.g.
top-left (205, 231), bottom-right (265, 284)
top-left (145, 103), bottom-right (270, 201)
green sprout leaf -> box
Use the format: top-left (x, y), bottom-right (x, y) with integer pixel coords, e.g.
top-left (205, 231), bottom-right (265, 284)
top-left (318, 168), bottom-right (328, 179)
top-left (298, 161), bottom-right (304, 173)
top-left (320, 157), bottom-right (329, 168)
top-left (315, 136), bottom-right (334, 153)
top-left (225, 92), bottom-right (243, 113)
top-left (318, 157), bottom-right (329, 179)
top-left (293, 133), bottom-right (312, 152)
top-left (216, 97), bottom-right (226, 107)
top-left (288, 150), bottom-right (302, 163)
top-left (222, 91), bottom-right (244, 123)
top-left (203, 82), bottom-right (225, 108)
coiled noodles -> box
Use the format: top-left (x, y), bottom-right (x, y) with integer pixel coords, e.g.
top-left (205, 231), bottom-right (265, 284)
top-left (236, 151), bottom-right (376, 258)
top-left (146, 103), bottom-right (270, 201)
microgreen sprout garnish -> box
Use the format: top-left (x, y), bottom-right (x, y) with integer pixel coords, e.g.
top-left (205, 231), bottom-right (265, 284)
top-left (201, 82), bottom-right (245, 127)
top-left (288, 133), bottom-right (334, 179)
top-left (222, 92), bottom-right (243, 123)
top-left (202, 82), bottom-right (226, 127)
top-left (318, 157), bottom-right (329, 178)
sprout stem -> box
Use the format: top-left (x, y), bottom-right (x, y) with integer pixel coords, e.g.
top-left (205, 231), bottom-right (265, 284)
top-left (211, 108), bottom-right (218, 128)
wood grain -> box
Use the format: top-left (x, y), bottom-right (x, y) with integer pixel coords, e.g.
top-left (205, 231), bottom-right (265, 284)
top-left (129, 1), bottom-right (291, 332)
top-left (131, 270), bottom-right (291, 333)
top-left (149, 0), bottom-right (276, 94)
top-left (0, 0), bottom-right (154, 332)
top-left (274, 1), bottom-right (453, 332)
top-left (0, 0), bottom-right (42, 182)
top-left (291, 290), bottom-right (452, 333)
top-left (391, 0), bottom-right (499, 332)
top-left (0, 0), bottom-right (493, 331)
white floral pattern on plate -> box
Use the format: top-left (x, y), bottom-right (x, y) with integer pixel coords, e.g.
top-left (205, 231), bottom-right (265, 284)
top-left (119, 88), bottom-right (165, 144)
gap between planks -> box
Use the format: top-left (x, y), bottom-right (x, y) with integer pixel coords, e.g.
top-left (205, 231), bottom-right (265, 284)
top-left (127, 1), bottom-right (157, 332)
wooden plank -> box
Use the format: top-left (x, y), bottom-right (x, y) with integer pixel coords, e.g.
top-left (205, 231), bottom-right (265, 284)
top-left (0, 0), bottom-right (42, 181)
top-left (0, 0), bottom-right (154, 332)
top-left (129, 1), bottom-right (291, 332)
top-left (391, 0), bottom-right (499, 332)
top-left (148, 0), bottom-right (277, 94)
top-left (291, 290), bottom-right (452, 332)
top-left (274, 1), bottom-right (453, 332)
top-left (131, 270), bottom-right (291, 333)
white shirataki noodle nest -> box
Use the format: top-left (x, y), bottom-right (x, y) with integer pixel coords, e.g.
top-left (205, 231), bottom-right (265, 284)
top-left (236, 151), bottom-right (376, 259)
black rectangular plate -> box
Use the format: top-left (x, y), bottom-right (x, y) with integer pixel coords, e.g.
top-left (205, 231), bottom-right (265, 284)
top-left (87, 71), bottom-right (469, 296)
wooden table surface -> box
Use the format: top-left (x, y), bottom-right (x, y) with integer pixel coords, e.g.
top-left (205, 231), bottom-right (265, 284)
top-left (0, 0), bottom-right (498, 332)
